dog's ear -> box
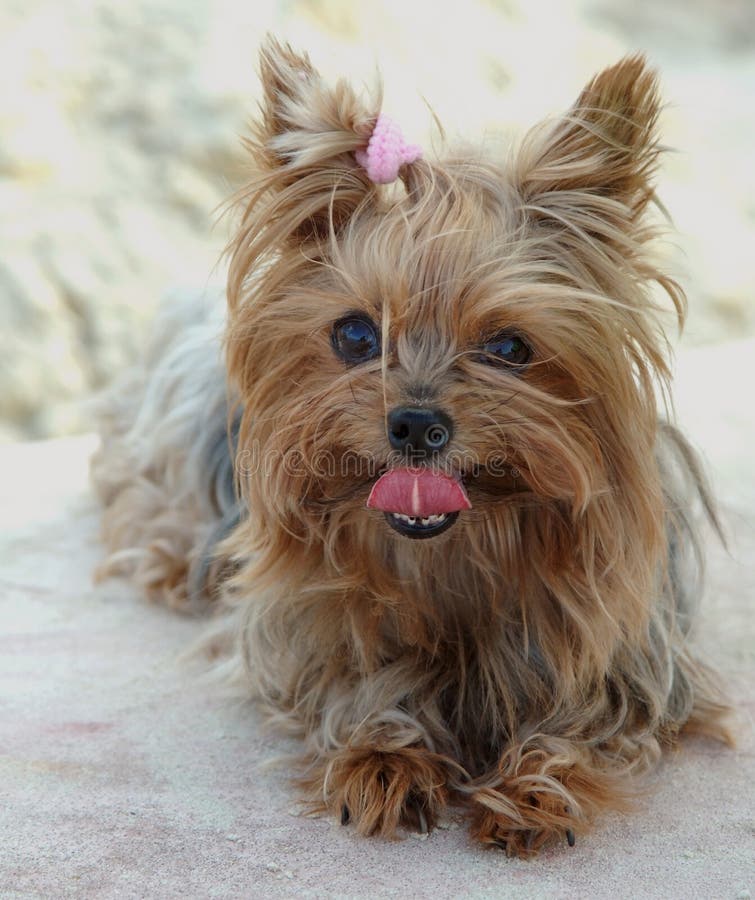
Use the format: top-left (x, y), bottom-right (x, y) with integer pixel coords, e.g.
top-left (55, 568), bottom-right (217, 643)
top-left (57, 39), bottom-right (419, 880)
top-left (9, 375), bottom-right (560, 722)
top-left (515, 55), bottom-right (661, 223)
top-left (227, 39), bottom-right (380, 308)
top-left (237, 37), bottom-right (377, 245)
top-left (257, 39), bottom-right (377, 171)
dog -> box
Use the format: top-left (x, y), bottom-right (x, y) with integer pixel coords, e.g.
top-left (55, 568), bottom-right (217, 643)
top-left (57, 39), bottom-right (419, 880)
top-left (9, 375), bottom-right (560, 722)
top-left (91, 38), bottom-right (732, 857)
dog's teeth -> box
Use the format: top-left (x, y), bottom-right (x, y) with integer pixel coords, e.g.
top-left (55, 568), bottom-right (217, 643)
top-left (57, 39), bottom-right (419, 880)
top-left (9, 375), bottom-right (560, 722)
top-left (390, 512), bottom-right (449, 528)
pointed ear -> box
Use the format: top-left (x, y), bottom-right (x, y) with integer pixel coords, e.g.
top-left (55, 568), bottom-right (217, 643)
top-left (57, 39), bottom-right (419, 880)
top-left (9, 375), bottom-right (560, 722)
top-left (227, 39), bottom-right (380, 304)
top-left (242, 37), bottom-right (377, 241)
top-left (516, 55), bottom-right (662, 217)
top-left (257, 38), bottom-right (379, 170)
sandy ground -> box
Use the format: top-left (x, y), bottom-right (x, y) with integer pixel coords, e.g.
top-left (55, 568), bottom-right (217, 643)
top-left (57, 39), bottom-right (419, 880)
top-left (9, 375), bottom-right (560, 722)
top-left (1, 342), bottom-right (753, 899)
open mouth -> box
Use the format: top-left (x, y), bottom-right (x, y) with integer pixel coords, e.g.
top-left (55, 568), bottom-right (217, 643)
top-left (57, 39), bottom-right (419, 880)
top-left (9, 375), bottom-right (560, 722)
top-left (366, 467), bottom-right (470, 541)
top-left (384, 511), bottom-right (459, 539)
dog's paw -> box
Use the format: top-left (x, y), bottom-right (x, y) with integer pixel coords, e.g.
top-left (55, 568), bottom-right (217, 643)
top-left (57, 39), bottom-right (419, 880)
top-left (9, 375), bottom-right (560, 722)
top-left (466, 743), bottom-right (625, 858)
top-left (304, 745), bottom-right (451, 838)
top-left (470, 800), bottom-right (578, 859)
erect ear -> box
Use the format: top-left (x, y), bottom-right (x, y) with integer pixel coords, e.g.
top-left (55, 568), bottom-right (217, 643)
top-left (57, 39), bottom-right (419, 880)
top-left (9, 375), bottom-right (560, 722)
top-left (516, 55), bottom-right (662, 220)
top-left (244, 37), bottom-right (378, 243)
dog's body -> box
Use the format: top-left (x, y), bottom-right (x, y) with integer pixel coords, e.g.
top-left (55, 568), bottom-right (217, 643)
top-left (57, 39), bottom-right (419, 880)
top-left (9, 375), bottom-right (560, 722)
top-left (92, 41), bottom-right (731, 856)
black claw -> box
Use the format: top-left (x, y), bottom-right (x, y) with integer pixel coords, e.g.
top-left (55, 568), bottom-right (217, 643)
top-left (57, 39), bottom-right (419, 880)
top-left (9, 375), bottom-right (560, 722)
top-left (340, 805), bottom-right (350, 826)
top-left (566, 828), bottom-right (576, 847)
top-left (492, 837), bottom-right (508, 853)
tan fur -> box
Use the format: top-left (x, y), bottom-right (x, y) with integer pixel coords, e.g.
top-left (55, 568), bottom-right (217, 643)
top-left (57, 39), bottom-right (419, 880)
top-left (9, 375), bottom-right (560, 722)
top-left (94, 40), bottom-right (732, 857)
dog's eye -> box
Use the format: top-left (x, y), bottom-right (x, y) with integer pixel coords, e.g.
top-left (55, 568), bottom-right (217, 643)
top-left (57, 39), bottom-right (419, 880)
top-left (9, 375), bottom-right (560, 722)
top-left (480, 332), bottom-right (532, 369)
top-left (331, 315), bottom-right (380, 365)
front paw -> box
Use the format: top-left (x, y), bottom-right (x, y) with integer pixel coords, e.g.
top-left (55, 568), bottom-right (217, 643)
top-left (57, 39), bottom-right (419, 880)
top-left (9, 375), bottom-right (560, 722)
top-left (466, 744), bottom-right (624, 858)
top-left (306, 745), bottom-right (451, 838)
top-left (470, 795), bottom-right (577, 859)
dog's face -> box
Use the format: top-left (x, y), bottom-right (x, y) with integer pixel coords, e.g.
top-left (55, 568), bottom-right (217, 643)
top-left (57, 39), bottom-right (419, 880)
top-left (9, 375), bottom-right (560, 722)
top-left (227, 42), bottom-right (677, 575)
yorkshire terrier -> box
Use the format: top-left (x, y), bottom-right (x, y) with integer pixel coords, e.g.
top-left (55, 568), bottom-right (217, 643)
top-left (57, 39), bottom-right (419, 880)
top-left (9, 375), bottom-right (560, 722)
top-left (92, 38), bottom-right (732, 857)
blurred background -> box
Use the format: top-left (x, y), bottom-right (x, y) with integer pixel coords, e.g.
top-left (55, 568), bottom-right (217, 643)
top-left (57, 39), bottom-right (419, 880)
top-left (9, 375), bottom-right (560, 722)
top-left (1, 0), bottom-right (753, 441)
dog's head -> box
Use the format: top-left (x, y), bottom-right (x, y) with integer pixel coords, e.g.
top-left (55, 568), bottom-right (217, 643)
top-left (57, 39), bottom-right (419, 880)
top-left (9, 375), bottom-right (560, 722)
top-left (226, 39), bottom-right (678, 620)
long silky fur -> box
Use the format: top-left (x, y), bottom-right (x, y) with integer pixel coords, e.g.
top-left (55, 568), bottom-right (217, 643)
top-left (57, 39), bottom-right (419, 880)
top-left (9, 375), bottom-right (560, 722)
top-left (91, 289), bottom-right (241, 612)
top-left (93, 40), bottom-right (732, 856)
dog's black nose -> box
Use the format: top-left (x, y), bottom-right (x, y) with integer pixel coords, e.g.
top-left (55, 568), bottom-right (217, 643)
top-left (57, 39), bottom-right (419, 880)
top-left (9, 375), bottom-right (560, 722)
top-left (387, 406), bottom-right (453, 456)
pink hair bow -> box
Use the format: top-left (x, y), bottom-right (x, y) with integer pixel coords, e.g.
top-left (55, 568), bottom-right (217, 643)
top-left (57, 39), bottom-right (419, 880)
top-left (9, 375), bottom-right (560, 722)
top-left (355, 114), bottom-right (422, 184)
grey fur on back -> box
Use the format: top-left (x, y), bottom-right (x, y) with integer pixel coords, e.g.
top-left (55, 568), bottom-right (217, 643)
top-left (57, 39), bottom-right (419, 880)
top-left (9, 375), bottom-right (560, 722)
top-left (91, 287), bottom-right (243, 611)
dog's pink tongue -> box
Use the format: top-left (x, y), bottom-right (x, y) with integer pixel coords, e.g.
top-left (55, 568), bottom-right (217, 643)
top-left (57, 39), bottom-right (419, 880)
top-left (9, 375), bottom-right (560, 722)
top-left (366, 468), bottom-right (471, 516)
